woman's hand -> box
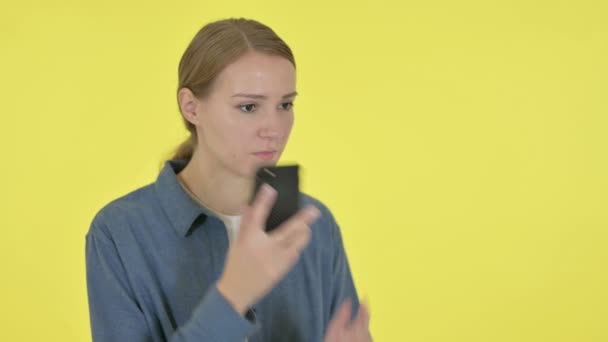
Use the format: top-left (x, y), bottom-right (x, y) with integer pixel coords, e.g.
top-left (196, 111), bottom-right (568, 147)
top-left (217, 183), bottom-right (321, 314)
top-left (325, 300), bottom-right (373, 342)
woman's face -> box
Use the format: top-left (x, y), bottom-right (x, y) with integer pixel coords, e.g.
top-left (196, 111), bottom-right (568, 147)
top-left (189, 51), bottom-right (296, 178)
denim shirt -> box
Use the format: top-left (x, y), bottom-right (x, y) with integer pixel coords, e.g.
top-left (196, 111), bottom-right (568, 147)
top-left (85, 159), bottom-right (359, 341)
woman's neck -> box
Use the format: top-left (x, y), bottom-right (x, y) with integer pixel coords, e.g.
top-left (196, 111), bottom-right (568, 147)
top-left (177, 151), bottom-right (253, 216)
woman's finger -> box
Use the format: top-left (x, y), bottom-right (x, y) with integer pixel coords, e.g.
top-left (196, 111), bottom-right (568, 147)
top-left (288, 205), bottom-right (321, 227)
top-left (245, 183), bottom-right (277, 230)
top-left (334, 300), bottom-right (353, 329)
top-left (352, 302), bottom-right (371, 339)
top-left (269, 205), bottom-right (319, 243)
top-left (325, 299), bottom-right (352, 342)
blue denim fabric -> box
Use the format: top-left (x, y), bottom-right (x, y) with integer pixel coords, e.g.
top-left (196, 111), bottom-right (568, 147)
top-left (86, 159), bottom-right (359, 341)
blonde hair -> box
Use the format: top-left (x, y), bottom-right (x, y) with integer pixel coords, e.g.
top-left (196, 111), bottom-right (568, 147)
top-left (172, 18), bottom-right (296, 161)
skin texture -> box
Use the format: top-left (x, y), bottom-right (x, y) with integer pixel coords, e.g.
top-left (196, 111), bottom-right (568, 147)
top-left (176, 50), bottom-right (371, 341)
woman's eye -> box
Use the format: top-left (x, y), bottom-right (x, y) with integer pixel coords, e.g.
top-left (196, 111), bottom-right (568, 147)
top-left (280, 102), bottom-right (294, 110)
top-left (239, 104), bottom-right (256, 113)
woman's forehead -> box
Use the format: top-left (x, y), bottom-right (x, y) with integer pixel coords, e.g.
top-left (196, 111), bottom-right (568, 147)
top-left (213, 52), bottom-right (296, 96)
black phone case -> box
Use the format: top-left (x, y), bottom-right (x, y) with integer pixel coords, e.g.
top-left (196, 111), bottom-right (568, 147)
top-left (252, 165), bottom-right (300, 232)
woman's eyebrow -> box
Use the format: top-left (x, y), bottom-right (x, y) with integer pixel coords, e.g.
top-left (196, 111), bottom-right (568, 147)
top-left (231, 91), bottom-right (298, 99)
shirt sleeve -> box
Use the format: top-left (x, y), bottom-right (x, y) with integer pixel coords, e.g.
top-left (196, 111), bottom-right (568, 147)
top-left (328, 217), bottom-right (361, 322)
top-left (86, 225), bottom-right (257, 342)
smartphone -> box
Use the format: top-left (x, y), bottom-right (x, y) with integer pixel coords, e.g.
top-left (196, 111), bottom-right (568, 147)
top-left (252, 165), bottom-right (300, 232)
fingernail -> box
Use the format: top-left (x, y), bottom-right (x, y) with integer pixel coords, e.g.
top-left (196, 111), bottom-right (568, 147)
top-left (262, 183), bottom-right (277, 197)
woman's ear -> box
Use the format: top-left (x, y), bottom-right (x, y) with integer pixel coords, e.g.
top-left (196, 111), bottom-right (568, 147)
top-left (178, 87), bottom-right (201, 125)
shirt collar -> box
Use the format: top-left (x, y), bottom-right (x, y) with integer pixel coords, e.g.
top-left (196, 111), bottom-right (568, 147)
top-left (154, 159), bottom-right (214, 237)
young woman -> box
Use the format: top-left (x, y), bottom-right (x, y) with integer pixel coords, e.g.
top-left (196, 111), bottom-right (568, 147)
top-left (86, 18), bottom-right (372, 342)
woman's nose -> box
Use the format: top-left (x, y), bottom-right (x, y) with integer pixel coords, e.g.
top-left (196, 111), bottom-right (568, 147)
top-left (258, 112), bottom-right (283, 138)
top-left (258, 126), bottom-right (281, 138)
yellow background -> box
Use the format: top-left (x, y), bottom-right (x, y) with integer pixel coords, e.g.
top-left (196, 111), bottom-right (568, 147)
top-left (1, 0), bottom-right (607, 341)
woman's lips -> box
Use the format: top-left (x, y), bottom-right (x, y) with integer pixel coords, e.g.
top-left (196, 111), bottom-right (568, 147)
top-left (253, 151), bottom-right (277, 160)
